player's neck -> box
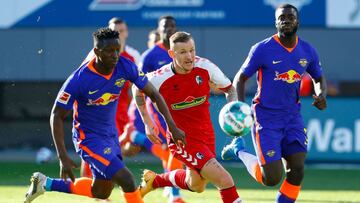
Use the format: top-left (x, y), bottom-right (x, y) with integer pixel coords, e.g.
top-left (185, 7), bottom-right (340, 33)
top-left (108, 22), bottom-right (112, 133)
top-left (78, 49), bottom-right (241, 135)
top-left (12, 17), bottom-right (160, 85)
top-left (172, 63), bottom-right (191, 74)
top-left (277, 33), bottom-right (297, 48)
top-left (94, 59), bottom-right (114, 75)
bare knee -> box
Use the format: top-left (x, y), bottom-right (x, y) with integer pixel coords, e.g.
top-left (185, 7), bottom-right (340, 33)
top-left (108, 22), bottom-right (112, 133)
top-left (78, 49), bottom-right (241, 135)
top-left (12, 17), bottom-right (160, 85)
top-left (286, 165), bottom-right (304, 185)
top-left (263, 175), bottom-right (282, 186)
top-left (189, 183), bottom-right (206, 193)
top-left (216, 174), bottom-right (235, 189)
top-left (112, 167), bottom-right (136, 192)
top-left (92, 188), bottom-right (112, 199)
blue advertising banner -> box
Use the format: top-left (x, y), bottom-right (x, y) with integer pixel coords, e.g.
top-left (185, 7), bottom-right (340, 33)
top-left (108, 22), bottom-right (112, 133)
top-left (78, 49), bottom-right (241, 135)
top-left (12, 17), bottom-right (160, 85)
top-left (211, 96), bottom-right (360, 163)
top-left (1, 0), bottom-right (325, 28)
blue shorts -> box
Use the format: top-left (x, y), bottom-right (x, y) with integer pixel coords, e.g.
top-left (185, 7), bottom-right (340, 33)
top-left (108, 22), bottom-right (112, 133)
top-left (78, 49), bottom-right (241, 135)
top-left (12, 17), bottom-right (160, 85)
top-left (252, 108), bottom-right (308, 166)
top-left (74, 136), bottom-right (125, 180)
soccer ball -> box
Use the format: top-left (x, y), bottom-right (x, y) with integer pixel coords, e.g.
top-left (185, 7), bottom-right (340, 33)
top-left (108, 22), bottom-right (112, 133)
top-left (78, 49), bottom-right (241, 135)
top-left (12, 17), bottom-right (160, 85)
top-left (218, 101), bottom-right (253, 137)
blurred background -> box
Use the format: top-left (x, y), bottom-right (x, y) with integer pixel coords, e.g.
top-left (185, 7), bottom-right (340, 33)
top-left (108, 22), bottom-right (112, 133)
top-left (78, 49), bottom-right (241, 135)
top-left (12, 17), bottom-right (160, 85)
top-left (0, 1), bottom-right (360, 201)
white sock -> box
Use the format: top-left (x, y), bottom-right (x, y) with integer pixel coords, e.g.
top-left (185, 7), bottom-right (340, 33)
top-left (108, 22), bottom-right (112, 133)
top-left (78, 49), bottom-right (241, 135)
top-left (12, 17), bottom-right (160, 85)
top-left (237, 151), bottom-right (259, 180)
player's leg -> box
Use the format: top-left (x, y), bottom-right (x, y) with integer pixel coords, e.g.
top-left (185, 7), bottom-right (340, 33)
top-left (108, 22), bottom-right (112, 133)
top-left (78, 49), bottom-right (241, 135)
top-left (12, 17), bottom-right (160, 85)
top-left (200, 158), bottom-right (242, 203)
top-left (222, 121), bottom-right (284, 186)
top-left (24, 171), bottom-right (96, 203)
top-left (277, 117), bottom-right (308, 203)
top-left (80, 160), bottom-right (92, 178)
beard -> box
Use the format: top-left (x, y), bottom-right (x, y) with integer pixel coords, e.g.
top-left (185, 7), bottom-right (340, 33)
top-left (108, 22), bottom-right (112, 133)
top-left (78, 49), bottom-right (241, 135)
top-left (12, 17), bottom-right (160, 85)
top-left (281, 25), bottom-right (298, 37)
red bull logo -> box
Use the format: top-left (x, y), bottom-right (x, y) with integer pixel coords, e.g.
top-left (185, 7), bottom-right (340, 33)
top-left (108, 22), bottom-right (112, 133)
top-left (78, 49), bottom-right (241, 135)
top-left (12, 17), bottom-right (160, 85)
top-left (274, 70), bottom-right (302, 84)
top-left (87, 93), bottom-right (119, 106)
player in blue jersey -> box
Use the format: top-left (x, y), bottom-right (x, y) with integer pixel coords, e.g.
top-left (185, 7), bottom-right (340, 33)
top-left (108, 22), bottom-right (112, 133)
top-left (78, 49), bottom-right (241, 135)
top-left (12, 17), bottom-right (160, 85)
top-left (24, 27), bottom-right (184, 203)
top-left (221, 4), bottom-right (327, 203)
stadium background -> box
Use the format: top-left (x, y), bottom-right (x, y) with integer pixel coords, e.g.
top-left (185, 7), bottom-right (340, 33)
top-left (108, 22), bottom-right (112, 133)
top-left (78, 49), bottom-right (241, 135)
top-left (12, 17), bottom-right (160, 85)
top-left (0, 1), bottom-right (359, 202)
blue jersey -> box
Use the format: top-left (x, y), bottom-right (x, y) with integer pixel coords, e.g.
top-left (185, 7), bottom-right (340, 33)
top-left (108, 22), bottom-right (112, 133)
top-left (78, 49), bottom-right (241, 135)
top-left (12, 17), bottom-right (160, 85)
top-left (140, 43), bottom-right (172, 73)
top-left (55, 57), bottom-right (148, 141)
top-left (241, 35), bottom-right (322, 114)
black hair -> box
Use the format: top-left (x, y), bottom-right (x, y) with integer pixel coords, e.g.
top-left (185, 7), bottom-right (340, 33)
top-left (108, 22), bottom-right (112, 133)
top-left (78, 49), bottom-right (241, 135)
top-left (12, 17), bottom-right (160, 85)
top-left (170, 31), bottom-right (192, 44)
top-left (158, 15), bottom-right (176, 24)
top-left (277, 4), bottom-right (299, 16)
top-left (108, 17), bottom-right (126, 25)
top-left (93, 27), bottom-right (119, 47)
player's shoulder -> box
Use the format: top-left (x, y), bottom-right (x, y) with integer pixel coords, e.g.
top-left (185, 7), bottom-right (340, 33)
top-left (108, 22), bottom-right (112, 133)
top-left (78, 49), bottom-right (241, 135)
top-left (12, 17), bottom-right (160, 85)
top-left (297, 37), bottom-right (316, 52)
top-left (141, 45), bottom-right (158, 59)
top-left (125, 45), bottom-right (141, 57)
top-left (194, 56), bottom-right (217, 70)
top-left (146, 63), bottom-right (174, 80)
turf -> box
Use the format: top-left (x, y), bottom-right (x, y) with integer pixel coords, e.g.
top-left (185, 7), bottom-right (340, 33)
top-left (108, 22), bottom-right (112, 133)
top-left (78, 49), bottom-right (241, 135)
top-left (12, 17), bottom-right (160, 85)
top-left (0, 161), bottom-right (359, 202)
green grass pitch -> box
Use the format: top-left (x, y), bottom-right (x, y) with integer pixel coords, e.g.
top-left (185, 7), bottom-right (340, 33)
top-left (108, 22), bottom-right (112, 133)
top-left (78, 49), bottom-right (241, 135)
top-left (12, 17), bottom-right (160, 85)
top-left (0, 161), bottom-right (359, 202)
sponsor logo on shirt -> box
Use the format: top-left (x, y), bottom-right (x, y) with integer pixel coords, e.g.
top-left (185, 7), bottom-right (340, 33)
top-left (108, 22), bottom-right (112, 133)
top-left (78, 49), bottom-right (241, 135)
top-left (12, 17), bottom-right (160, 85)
top-left (57, 91), bottom-right (71, 105)
top-left (87, 93), bottom-right (119, 106)
top-left (274, 70), bottom-right (302, 84)
top-left (171, 96), bottom-right (206, 110)
top-left (115, 78), bottom-right (126, 87)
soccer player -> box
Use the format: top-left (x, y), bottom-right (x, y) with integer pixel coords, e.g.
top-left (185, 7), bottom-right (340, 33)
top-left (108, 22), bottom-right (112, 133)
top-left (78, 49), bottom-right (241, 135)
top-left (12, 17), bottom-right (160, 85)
top-left (221, 4), bottom-right (327, 203)
top-left (134, 31), bottom-right (242, 203)
top-left (147, 29), bottom-right (160, 49)
top-left (121, 15), bottom-right (186, 203)
top-left (80, 17), bottom-right (141, 178)
top-left (24, 27), bottom-right (184, 203)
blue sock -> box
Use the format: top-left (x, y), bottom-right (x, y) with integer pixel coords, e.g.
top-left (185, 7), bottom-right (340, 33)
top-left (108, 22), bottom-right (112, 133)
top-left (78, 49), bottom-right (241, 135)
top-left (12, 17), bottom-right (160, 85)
top-left (171, 187), bottom-right (180, 197)
top-left (277, 192), bottom-right (295, 203)
top-left (46, 178), bottom-right (72, 193)
top-left (132, 131), bottom-right (146, 146)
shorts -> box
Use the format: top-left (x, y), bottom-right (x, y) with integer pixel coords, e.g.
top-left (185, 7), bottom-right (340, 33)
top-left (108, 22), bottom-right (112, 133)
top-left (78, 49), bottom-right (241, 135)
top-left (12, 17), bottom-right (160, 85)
top-left (168, 138), bottom-right (215, 172)
top-left (252, 109), bottom-right (308, 166)
top-left (74, 136), bottom-right (125, 180)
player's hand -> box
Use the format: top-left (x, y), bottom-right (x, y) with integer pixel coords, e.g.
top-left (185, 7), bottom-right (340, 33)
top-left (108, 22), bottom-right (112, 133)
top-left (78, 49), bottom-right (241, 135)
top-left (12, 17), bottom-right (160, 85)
top-left (59, 155), bottom-right (78, 182)
top-left (312, 94), bottom-right (327, 110)
top-left (145, 123), bottom-right (162, 144)
top-left (169, 127), bottom-right (186, 147)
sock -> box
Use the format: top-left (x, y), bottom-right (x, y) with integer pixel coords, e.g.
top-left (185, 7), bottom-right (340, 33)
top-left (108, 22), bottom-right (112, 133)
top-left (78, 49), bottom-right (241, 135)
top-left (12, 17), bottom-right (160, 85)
top-left (237, 151), bottom-right (263, 184)
top-left (170, 187), bottom-right (180, 198)
top-left (151, 144), bottom-right (168, 163)
top-left (45, 177), bottom-right (93, 198)
top-left (124, 189), bottom-right (144, 203)
top-left (220, 186), bottom-right (242, 203)
top-left (153, 169), bottom-right (189, 190)
top-left (277, 179), bottom-right (301, 203)
top-left (46, 178), bottom-right (72, 193)
top-left (70, 177), bottom-right (93, 197)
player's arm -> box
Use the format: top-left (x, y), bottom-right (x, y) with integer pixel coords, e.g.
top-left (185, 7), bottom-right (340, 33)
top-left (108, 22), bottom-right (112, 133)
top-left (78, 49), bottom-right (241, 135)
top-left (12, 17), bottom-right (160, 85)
top-left (134, 82), bottom-right (186, 146)
top-left (312, 76), bottom-right (327, 110)
top-left (233, 70), bottom-right (249, 102)
top-left (50, 105), bottom-right (78, 182)
top-left (131, 85), bottom-right (161, 144)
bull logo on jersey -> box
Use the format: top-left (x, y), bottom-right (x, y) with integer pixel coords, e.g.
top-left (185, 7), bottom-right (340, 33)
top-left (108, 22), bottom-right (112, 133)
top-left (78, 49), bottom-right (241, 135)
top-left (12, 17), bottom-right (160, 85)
top-left (299, 59), bottom-right (308, 67)
top-left (195, 75), bottom-right (203, 85)
top-left (171, 96), bottom-right (206, 110)
top-left (87, 93), bottom-right (119, 106)
top-left (115, 78), bottom-right (126, 87)
top-left (274, 70), bottom-right (302, 84)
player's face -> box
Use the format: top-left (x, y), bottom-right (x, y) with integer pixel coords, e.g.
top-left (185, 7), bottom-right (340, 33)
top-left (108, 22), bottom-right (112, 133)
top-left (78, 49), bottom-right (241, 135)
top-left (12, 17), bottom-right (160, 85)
top-left (170, 39), bottom-right (196, 74)
top-left (94, 39), bottom-right (121, 68)
top-left (275, 7), bottom-right (299, 37)
top-left (158, 19), bottom-right (177, 42)
top-left (147, 32), bottom-right (160, 48)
